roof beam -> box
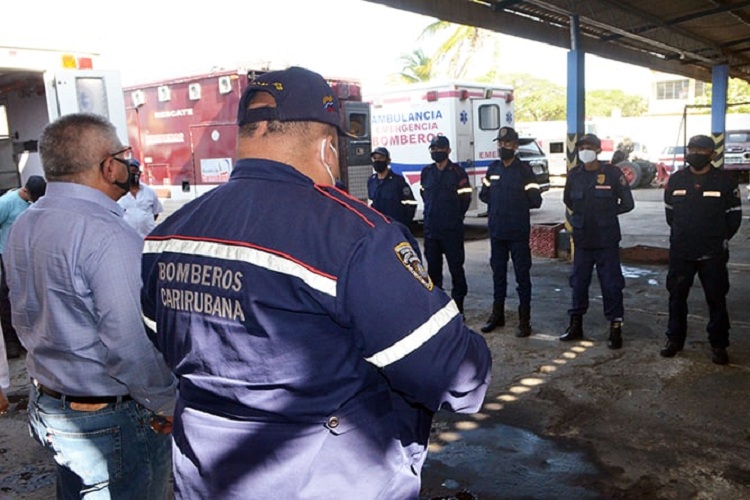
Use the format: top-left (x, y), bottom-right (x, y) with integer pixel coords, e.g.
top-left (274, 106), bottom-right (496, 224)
top-left (359, 0), bottom-right (750, 82)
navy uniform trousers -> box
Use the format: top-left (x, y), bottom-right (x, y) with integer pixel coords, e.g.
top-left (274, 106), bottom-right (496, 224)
top-left (568, 245), bottom-right (625, 321)
top-left (424, 230), bottom-right (467, 300)
top-left (666, 250), bottom-right (730, 348)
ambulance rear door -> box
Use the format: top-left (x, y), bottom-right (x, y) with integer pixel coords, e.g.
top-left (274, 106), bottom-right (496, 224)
top-left (470, 98), bottom-right (504, 213)
top-left (44, 69), bottom-right (128, 144)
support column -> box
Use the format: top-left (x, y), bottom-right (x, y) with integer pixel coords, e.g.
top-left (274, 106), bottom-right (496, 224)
top-left (564, 15), bottom-right (586, 259)
top-left (711, 64), bottom-right (729, 168)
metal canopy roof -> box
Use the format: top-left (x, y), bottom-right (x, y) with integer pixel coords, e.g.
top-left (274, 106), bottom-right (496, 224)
top-left (363, 0), bottom-right (750, 83)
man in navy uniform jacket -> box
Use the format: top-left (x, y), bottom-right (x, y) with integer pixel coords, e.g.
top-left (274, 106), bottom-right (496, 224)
top-left (367, 146), bottom-right (417, 227)
top-left (141, 67), bottom-right (492, 499)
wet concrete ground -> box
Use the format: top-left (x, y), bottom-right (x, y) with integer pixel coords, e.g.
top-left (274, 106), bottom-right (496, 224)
top-left (2, 187), bottom-right (749, 499)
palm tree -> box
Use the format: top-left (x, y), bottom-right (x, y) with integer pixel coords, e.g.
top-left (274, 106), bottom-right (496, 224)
top-left (420, 21), bottom-right (498, 80)
top-left (398, 49), bottom-right (434, 83)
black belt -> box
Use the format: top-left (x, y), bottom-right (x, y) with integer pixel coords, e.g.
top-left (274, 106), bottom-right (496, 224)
top-left (35, 382), bottom-right (132, 404)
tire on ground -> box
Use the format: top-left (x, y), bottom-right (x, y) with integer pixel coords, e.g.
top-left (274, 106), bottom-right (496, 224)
top-left (617, 161), bottom-right (642, 188)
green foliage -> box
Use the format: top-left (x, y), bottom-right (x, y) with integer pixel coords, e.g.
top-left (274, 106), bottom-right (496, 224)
top-left (398, 49), bottom-right (434, 83)
top-left (503, 73), bottom-right (566, 121)
top-left (418, 21), bottom-right (497, 80)
top-left (586, 89), bottom-right (648, 118)
top-left (694, 78), bottom-right (750, 113)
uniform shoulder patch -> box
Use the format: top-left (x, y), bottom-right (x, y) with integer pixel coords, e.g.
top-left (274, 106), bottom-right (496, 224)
top-left (394, 242), bottom-right (433, 291)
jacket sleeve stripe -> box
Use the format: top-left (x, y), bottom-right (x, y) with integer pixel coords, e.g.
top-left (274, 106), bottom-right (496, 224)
top-left (144, 237), bottom-right (338, 297)
top-left (364, 300), bottom-right (459, 368)
top-left (401, 200), bottom-right (418, 205)
top-left (524, 183), bottom-right (540, 190)
top-left (457, 187), bottom-right (473, 194)
top-left (727, 206), bottom-right (742, 213)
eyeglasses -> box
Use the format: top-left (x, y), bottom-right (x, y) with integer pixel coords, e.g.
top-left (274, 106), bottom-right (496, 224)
top-left (100, 146), bottom-right (132, 170)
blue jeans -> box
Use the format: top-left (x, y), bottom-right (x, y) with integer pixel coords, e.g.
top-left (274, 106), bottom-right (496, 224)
top-left (28, 386), bottom-right (172, 499)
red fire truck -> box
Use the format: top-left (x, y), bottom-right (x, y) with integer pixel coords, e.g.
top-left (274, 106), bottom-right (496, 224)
top-left (124, 68), bottom-right (371, 200)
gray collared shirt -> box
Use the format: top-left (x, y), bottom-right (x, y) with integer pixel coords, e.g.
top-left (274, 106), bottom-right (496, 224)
top-left (4, 181), bottom-right (176, 414)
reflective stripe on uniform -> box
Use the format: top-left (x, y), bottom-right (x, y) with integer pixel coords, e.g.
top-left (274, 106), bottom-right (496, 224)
top-left (364, 300), bottom-right (459, 368)
top-left (665, 203), bottom-right (673, 210)
top-left (727, 206), bottom-right (742, 213)
top-left (457, 187), bottom-right (473, 195)
top-left (524, 183), bottom-right (540, 191)
top-left (402, 200), bottom-right (418, 205)
top-left (482, 177), bottom-right (491, 187)
top-left (144, 238), bottom-right (338, 297)
top-left (142, 314), bottom-right (157, 333)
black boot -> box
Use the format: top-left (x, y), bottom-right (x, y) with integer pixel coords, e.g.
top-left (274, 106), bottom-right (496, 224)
top-left (480, 301), bottom-right (505, 333)
top-left (608, 321), bottom-right (623, 349)
top-left (516, 305), bottom-right (531, 338)
top-left (559, 314), bottom-right (583, 341)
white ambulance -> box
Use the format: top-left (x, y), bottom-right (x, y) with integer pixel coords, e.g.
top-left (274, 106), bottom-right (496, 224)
top-left (369, 80), bottom-right (544, 218)
top-left (0, 46), bottom-right (126, 191)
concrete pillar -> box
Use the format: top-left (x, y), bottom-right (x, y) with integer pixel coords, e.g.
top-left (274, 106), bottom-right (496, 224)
top-left (711, 64), bottom-right (729, 168)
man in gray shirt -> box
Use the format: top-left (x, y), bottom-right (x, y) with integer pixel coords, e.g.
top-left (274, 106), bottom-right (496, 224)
top-left (4, 113), bottom-right (176, 498)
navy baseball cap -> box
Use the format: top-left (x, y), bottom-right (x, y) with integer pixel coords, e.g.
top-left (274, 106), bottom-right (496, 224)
top-left (237, 66), bottom-right (354, 137)
top-left (429, 136), bottom-right (450, 148)
top-left (126, 158), bottom-right (141, 169)
top-left (688, 135), bottom-right (715, 149)
top-left (494, 126), bottom-right (519, 142)
top-left (576, 133), bottom-right (601, 149)
top-left (371, 147), bottom-right (390, 158)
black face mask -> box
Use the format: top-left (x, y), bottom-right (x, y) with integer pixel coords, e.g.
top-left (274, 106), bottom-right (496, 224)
top-left (113, 164), bottom-right (131, 192)
top-left (129, 172), bottom-right (140, 185)
top-left (372, 160), bottom-right (388, 173)
top-left (499, 147), bottom-right (515, 161)
top-left (430, 151), bottom-right (449, 163)
top-left (686, 153), bottom-right (712, 169)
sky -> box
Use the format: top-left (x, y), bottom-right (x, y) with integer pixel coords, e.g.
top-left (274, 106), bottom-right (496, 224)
top-left (3, 0), bottom-right (654, 96)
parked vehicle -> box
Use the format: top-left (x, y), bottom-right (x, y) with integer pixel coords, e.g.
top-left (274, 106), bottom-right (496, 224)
top-left (723, 129), bottom-right (750, 183)
top-left (124, 69), bottom-right (371, 199)
top-left (0, 46), bottom-right (126, 191)
top-left (658, 145), bottom-right (686, 173)
top-left (369, 80), bottom-right (549, 218)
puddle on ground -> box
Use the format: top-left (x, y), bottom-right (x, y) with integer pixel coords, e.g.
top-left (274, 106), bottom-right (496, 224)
top-left (422, 423), bottom-right (602, 499)
top-left (621, 265), bottom-right (659, 279)
top-left (0, 464), bottom-right (55, 494)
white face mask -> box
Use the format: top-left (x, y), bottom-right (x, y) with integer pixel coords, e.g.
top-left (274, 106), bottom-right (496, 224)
top-left (578, 149), bottom-right (597, 164)
top-left (320, 139), bottom-right (339, 185)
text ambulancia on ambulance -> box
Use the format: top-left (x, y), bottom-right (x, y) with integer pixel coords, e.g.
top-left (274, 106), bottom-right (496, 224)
top-left (368, 81), bottom-right (515, 219)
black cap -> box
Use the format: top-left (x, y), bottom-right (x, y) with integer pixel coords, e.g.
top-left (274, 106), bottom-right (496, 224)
top-left (24, 175), bottom-right (47, 201)
top-left (237, 66), bottom-right (354, 138)
top-left (494, 126), bottom-right (518, 142)
top-left (429, 136), bottom-right (450, 148)
top-left (687, 135), bottom-right (715, 149)
top-left (371, 147), bottom-right (390, 159)
top-left (576, 133), bottom-right (601, 149)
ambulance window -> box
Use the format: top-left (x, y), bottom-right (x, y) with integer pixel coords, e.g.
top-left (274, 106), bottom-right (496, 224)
top-left (550, 141), bottom-right (564, 154)
top-left (478, 105), bottom-right (500, 131)
top-left (0, 105), bottom-right (8, 138)
top-left (348, 113), bottom-right (368, 138)
top-left (75, 78), bottom-right (109, 117)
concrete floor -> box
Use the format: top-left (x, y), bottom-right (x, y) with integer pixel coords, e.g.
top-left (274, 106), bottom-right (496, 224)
top-left (1, 187), bottom-right (749, 499)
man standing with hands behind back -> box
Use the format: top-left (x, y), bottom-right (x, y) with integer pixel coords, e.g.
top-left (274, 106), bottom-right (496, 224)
top-left (4, 113), bottom-right (176, 498)
top-left (561, 133), bottom-right (634, 349)
top-left (420, 135), bottom-right (473, 314)
top-left (479, 126), bottom-right (542, 337)
top-left (661, 134), bottom-right (741, 365)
